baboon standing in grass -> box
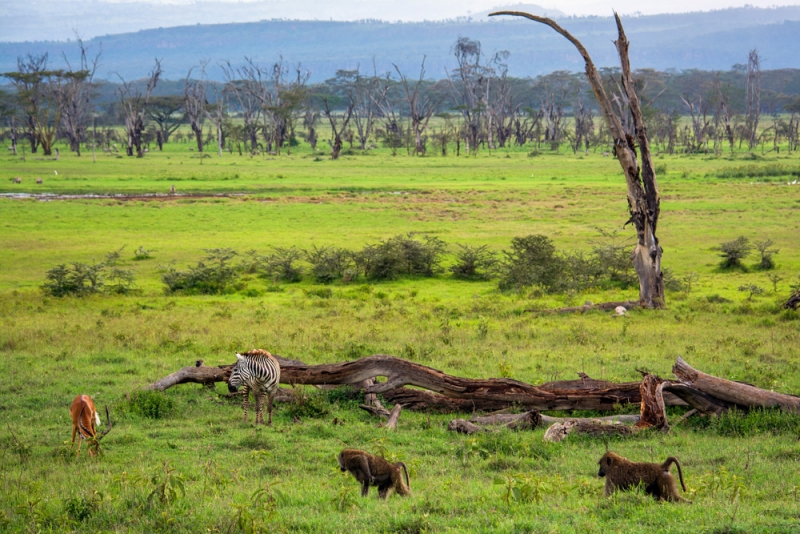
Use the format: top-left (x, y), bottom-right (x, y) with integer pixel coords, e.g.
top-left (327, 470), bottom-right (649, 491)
top-left (597, 451), bottom-right (689, 502)
top-left (338, 449), bottom-right (411, 499)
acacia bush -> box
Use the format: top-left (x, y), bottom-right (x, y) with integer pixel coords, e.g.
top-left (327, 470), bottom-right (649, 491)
top-left (42, 248), bottom-right (136, 297)
top-left (449, 244), bottom-right (497, 280)
top-left (716, 236), bottom-right (752, 269)
top-left (357, 234), bottom-right (447, 280)
top-left (498, 235), bottom-right (564, 292)
top-left (305, 245), bottom-right (354, 283)
top-left (161, 248), bottom-right (241, 294)
top-left (754, 238), bottom-right (779, 270)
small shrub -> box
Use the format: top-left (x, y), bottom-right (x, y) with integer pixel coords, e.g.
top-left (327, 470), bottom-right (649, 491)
top-left (265, 247), bottom-right (304, 283)
top-left (357, 234), bottom-right (447, 281)
top-left (305, 245), bottom-right (354, 283)
top-left (126, 390), bottom-right (176, 419)
top-left (716, 236), bottom-right (752, 269)
top-left (63, 491), bottom-right (103, 522)
top-left (591, 228), bottom-right (636, 288)
top-left (449, 244), bottom-right (497, 279)
top-left (498, 234), bottom-right (563, 292)
top-left (738, 284), bottom-right (764, 301)
top-left (753, 239), bottom-right (778, 270)
top-left (161, 248), bottom-right (240, 294)
top-left (43, 262), bottom-right (105, 297)
top-left (133, 246), bottom-right (153, 261)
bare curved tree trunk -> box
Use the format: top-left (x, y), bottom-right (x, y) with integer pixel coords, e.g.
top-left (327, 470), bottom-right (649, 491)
top-left (490, 11), bottom-right (664, 308)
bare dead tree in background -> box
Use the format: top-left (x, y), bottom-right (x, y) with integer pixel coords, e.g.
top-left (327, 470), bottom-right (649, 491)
top-left (713, 74), bottom-right (735, 153)
top-left (680, 93), bottom-right (710, 153)
top-left (205, 78), bottom-right (226, 157)
top-left (221, 60), bottom-right (263, 152)
top-left (572, 96), bottom-right (594, 154)
top-left (487, 51), bottom-right (518, 148)
top-left (332, 66), bottom-right (381, 150)
top-left (394, 58), bottom-right (445, 155)
top-left (116, 59), bottom-right (161, 157)
top-left (59, 37), bottom-right (100, 156)
top-left (448, 38), bottom-right (490, 155)
top-left (322, 97), bottom-right (353, 160)
top-left (184, 64), bottom-right (207, 153)
top-left (746, 49), bottom-right (761, 149)
top-left (492, 10), bottom-right (665, 308)
top-left (146, 96), bottom-right (184, 150)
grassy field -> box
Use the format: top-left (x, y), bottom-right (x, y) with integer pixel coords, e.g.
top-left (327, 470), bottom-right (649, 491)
top-left (1, 138), bottom-right (799, 533)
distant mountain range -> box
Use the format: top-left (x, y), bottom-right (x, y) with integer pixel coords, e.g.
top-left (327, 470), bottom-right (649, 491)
top-left (1, 6), bottom-right (799, 83)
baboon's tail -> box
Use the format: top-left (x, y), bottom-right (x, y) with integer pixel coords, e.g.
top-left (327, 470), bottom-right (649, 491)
top-left (663, 457), bottom-right (687, 492)
top-left (397, 462), bottom-right (411, 494)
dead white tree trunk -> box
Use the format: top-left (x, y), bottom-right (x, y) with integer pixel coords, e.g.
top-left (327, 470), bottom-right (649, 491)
top-left (490, 11), bottom-right (664, 308)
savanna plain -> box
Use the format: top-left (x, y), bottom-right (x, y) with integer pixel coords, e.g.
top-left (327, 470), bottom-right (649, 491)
top-left (1, 138), bottom-right (799, 533)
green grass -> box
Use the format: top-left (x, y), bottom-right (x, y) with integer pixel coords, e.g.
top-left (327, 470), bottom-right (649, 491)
top-left (1, 138), bottom-right (799, 532)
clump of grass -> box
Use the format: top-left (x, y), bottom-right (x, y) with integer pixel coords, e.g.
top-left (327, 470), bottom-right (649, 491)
top-left (124, 390), bottom-right (176, 419)
top-left (687, 408), bottom-right (800, 437)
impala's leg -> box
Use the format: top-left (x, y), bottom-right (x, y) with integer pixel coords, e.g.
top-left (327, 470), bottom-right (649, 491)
top-left (241, 385), bottom-right (250, 423)
top-left (71, 424), bottom-right (77, 451)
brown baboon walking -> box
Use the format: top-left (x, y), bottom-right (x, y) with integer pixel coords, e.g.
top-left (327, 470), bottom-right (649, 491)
top-left (338, 449), bottom-right (411, 499)
top-left (597, 451), bottom-right (689, 502)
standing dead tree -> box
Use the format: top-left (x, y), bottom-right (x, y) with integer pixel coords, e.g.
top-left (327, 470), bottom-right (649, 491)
top-left (394, 59), bottom-right (445, 156)
top-left (745, 49), bottom-right (761, 149)
top-left (221, 60), bottom-right (264, 152)
top-left (184, 65), bottom-right (208, 153)
top-left (322, 97), bottom-right (354, 160)
top-left (447, 38), bottom-right (490, 155)
top-left (491, 11), bottom-right (664, 308)
top-left (58, 38), bottom-right (100, 156)
top-left (116, 59), bottom-right (161, 157)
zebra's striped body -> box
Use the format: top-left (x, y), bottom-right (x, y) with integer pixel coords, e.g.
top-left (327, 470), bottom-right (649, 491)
top-left (228, 349), bottom-right (281, 425)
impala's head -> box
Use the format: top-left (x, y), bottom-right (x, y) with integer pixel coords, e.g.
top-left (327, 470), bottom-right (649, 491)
top-left (227, 353), bottom-right (245, 392)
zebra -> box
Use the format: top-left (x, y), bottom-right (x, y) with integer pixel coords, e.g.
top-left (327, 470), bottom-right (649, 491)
top-left (227, 349), bottom-right (281, 425)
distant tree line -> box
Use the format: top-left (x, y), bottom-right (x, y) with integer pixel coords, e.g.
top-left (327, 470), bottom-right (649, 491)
top-left (3, 38), bottom-right (800, 159)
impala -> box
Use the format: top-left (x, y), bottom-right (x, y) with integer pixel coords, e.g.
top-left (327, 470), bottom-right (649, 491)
top-left (69, 395), bottom-right (112, 457)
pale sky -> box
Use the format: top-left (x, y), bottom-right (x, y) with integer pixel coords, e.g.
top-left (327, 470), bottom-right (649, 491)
top-left (89, 0), bottom-right (800, 18)
top-left (2, 0), bottom-right (799, 42)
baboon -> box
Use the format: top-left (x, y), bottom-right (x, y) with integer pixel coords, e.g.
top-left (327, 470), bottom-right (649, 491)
top-left (338, 449), bottom-right (411, 499)
top-left (597, 451), bottom-right (689, 502)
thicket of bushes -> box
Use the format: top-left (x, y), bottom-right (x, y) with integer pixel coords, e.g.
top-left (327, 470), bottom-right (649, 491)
top-left (44, 231), bottom-right (791, 299)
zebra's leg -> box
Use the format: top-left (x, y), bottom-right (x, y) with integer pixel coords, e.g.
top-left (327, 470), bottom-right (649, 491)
top-left (266, 391), bottom-right (275, 426)
top-left (241, 385), bottom-right (250, 423)
top-left (255, 391), bottom-right (264, 425)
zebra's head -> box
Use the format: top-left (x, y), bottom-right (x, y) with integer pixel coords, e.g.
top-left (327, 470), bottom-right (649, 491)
top-left (227, 353), bottom-right (246, 393)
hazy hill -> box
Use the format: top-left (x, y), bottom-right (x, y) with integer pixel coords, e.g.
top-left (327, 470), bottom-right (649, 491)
top-left (1, 6), bottom-right (799, 83)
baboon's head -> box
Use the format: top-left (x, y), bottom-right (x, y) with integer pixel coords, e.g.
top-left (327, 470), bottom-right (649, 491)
top-left (597, 451), bottom-right (621, 477)
top-left (337, 451), bottom-right (347, 471)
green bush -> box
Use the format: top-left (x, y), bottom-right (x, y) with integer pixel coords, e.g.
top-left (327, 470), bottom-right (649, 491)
top-left (498, 235), bottom-right (564, 292)
top-left (161, 248), bottom-right (240, 294)
top-left (716, 236), bottom-right (752, 270)
top-left (126, 390), bottom-right (176, 419)
top-left (305, 245), bottom-right (354, 283)
top-left (449, 244), bottom-right (497, 280)
top-left (357, 234), bottom-right (447, 281)
top-left (43, 248), bottom-right (137, 297)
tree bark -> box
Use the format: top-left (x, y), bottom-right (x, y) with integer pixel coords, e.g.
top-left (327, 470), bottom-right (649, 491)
top-left (636, 373), bottom-right (669, 431)
top-left (385, 404), bottom-right (402, 430)
top-left (672, 357), bottom-right (800, 412)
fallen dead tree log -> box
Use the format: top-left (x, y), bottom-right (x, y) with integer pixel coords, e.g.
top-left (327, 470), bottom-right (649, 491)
top-left (673, 357), bottom-right (800, 412)
top-left (149, 354), bottom-right (797, 417)
top-left (149, 354), bottom-right (687, 411)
